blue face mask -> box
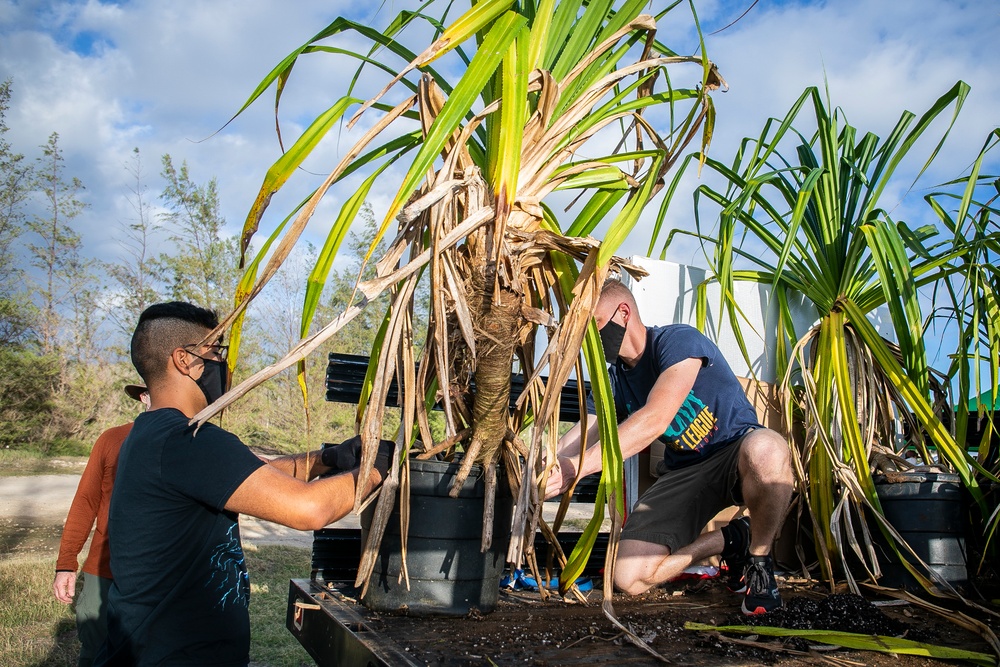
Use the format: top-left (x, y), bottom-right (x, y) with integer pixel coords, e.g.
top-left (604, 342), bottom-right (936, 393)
top-left (599, 319), bottom-right (626, 365)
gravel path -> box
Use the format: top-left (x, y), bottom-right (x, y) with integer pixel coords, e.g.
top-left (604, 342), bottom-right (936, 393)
top-left (0, 474), bottom-right (85, 524)
top-left (0, 473), bottom-right (355, 558)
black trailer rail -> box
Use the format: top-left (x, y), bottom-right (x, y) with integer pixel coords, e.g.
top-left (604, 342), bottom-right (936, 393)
top-left (287, 579), bottom-right (420, 667)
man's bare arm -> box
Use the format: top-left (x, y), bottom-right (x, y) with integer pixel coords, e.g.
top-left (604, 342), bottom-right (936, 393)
top-left (262, 450), bottom-right (332, 481)
top-left (224, 464), bottom-right (381, 531)
top-left (614, 357), bottom-right (701, 460)
top-left (545, 357), bottom-right (702, 498)
top-left (544, 418), bottom-right (600, 499)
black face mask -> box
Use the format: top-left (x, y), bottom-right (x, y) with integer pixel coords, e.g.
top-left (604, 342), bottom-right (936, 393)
top-left (599, 319), bottom-right (626, 365)
top-left (193, 357), bottom-right (228, 405)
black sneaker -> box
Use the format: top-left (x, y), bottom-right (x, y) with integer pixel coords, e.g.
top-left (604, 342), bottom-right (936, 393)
top-left (741, 554), bottom-right (782, 615)
top-left (720, 516), bottom-right (751, 594)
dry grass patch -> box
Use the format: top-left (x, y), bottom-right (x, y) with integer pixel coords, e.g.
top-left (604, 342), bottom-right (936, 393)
top-left (0, 556), bottom-right (77, 666)
top-left (0, 544), bottom-right (315, 667)
top-left (244, 543), bottom-right (316, 667)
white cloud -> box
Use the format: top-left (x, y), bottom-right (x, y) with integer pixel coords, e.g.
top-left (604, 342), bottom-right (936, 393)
top-left (1, 0), bottom-right (996, 292)
top-left (702, 0), bottom-right (999, 176)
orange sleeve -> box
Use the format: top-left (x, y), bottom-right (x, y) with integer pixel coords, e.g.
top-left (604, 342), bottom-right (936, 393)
top-left (55, 428), bottom-right (116, 572)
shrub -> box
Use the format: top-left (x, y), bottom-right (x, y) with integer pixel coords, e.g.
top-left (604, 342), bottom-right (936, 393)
top-left (0, 347), bottom-right (60, 452)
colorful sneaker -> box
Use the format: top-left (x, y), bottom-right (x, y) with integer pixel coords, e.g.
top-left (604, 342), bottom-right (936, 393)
top-left (720, 516), bottom-right (751, 593)
top-left (741, 554), bottom-right (782, 615)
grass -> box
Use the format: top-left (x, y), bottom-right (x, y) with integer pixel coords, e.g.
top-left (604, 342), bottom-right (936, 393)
top-left (244, 543), bottom-right (316, 667)
top-left (0, 557), bottom-right (78, 666)
top-left (0, 545), bottom-right (315, 666)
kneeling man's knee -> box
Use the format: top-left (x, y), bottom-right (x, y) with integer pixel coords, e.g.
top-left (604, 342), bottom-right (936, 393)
top-left (613, 540), bottom-right (669, 596)
top-left (614, 569), bottom-right (650, 596)
top-left (743, 430), bottom-right (791, 473)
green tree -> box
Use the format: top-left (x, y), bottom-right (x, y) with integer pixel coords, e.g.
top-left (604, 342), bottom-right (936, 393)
top-left (0, 79), bottom-right (36, 347)
top-left (153, 155), bottom-right (239, 314)
top-left (64, 252), bottom-right (104, 362)
top-left (0, 298), bottom-right (33, 348)
top-left (106, 147), bottom-right (161, 336)
top-left (0, 346), bottom-right (61, 450)
top-left (0, 79), bottom-right (33, 293)
top-left (26, 132), bottom-right (88, 355)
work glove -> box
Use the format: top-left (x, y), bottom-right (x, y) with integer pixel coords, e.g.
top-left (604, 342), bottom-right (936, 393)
top-left (320, 435), bottom-right (362, 470)
top-left (321, 436), bottom-right (396, 478)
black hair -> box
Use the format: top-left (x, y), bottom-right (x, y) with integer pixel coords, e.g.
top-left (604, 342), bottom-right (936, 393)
top-left (130, 302), bottom-right (219, 387)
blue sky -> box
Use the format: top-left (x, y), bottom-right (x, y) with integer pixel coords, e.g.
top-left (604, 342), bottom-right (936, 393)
top-left (1, 0), bottom-right (998, 349)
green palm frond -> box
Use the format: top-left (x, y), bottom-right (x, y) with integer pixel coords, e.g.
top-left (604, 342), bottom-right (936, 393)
top-left (925, 128), bottom-right (1000, 570)
top-left (653, 82), bottom-right (977, 592)
top-left (685, 621), bottom-right (997, 666)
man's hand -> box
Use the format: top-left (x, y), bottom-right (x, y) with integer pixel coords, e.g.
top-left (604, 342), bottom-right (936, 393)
top-left (372, 438), bottom-right (395, 480)
top-left (543, 456), bottom-right (577, 500)
top-left (320, 435), bottom-right (362, 470)
top-left (53, 571), bottom-right (76, 604)
top-left (321, 436), bottom-right (396, 479)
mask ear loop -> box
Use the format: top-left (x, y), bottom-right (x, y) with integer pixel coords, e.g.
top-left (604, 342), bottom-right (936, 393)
top-left (617, 302), bottom-right (630, 329)
top-left (184, 349), bottom-right (203, 379)
top-left (172, 348), bottom-right (194, 377)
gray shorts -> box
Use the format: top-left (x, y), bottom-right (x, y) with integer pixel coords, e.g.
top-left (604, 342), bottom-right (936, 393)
top-left (621, 433), bottom-right (749, 552)
top-left (76, 572), bottom-right (112, 667)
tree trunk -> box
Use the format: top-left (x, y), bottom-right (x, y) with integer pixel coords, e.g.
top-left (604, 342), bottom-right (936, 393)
top-left (449, 263), bottom-right (521, 498)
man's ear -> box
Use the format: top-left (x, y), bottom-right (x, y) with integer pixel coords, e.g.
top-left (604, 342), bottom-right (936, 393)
top-left (619, 301), bottom-right (632, 326)
top-left (170, 348), bottom-right (193, 377)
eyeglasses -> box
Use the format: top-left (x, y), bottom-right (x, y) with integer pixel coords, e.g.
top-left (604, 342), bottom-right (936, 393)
top-left (183, 343), bottom-right (229, 362)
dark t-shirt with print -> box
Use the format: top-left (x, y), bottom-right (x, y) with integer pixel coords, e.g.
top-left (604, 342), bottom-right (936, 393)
top-left (96, 408), bottom-right (265, 666)
top-left (607, 324), bottom-right (760, 471)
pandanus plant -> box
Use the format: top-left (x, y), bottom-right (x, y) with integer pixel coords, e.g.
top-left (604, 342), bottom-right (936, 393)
top-left (652, 83), bottom-right (997, 595)
top-left (924, 128), bottom-right (1000, 572)
top-left (188, 0), bottom-right (720, 627)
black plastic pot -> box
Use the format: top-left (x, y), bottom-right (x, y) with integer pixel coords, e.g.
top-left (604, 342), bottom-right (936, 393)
top-left (360, 458), bottom-right (514, 616)
top-left (872, 471), bottom-right (968, 591)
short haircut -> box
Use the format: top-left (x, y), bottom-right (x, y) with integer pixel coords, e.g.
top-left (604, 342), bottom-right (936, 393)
top-left (130, 302), bottom-right (219, 387)
top-left (600, 277), bottom-right (636, 308)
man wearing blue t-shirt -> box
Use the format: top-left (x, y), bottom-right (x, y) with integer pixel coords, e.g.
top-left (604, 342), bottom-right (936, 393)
top-left (546, 279), bottom-right (793, 615)
top-left (95, 302), bottom-right (392, 666)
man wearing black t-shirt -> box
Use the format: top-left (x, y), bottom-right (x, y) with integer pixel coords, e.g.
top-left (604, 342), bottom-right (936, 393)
top-left (545, 279), bottom-right (793, 615)
top-left (95, 302), bottom-right (392, 666)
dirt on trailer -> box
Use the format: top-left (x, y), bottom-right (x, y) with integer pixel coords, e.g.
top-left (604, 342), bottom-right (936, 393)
top-left (335, 573), bottom-right (1000, 667)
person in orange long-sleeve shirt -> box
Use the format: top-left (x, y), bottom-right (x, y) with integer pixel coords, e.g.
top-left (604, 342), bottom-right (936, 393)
top-left (53, 384), bottom-right (149, 667)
